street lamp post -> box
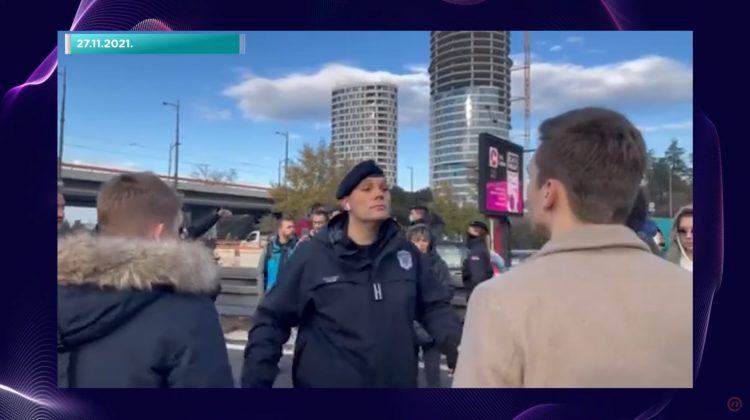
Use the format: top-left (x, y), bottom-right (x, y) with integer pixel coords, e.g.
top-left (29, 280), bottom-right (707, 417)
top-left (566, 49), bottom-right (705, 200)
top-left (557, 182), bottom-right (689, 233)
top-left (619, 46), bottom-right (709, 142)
top-left (58, 67), bottom-right (67, 180)
top-left (278, 158), bottom-right (287, 186)
top-left (275, 131), bottom-right (289, 186)
top-left (168, 143), bottom-right (176, 176)
top-left (163, 100), bottom-right (180, 188)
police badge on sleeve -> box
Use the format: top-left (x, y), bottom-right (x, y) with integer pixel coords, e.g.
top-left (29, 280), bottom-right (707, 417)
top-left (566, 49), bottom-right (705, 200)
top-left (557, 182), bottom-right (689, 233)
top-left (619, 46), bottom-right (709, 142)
top-left (397, 250), bottom-right (413, 270)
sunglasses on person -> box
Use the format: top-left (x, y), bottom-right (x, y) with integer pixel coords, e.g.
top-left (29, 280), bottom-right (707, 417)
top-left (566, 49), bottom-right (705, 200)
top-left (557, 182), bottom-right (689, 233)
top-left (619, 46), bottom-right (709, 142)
top-left (677, 228), bottom-right (693, 236)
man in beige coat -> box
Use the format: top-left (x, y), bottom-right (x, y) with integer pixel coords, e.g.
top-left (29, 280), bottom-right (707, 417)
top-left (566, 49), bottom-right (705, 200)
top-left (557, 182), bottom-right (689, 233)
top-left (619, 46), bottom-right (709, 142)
top-left (453, 108), bottom-right (692, 388)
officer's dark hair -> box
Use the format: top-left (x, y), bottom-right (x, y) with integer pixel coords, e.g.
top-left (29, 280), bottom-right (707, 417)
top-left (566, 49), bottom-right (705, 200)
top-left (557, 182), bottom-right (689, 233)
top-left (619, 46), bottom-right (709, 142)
top-left (536, 107), bottom-right (647, 224)
top-left (311, 209), bottom-right (329, 220)
top-left (279, 214), bottom-right (294, 223)
top-left (406, 224), bottom-right (431, 243)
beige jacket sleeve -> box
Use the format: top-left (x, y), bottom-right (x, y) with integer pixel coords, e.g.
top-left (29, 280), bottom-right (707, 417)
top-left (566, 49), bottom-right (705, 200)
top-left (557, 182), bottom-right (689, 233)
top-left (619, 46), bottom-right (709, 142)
top-left (452, 284), bottom-right (524, 388)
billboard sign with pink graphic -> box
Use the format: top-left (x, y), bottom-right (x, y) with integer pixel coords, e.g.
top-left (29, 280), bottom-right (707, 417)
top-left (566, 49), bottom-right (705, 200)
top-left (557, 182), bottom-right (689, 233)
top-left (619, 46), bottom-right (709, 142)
top-left (478, 133), bottom-right (524, 217)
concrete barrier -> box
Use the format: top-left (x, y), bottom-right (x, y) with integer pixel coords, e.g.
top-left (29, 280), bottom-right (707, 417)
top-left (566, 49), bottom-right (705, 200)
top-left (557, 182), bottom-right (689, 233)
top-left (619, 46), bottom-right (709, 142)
top-left (215, 265), bottom-right (468, 320)
top-left (216, 267), bottom-right (261, 317)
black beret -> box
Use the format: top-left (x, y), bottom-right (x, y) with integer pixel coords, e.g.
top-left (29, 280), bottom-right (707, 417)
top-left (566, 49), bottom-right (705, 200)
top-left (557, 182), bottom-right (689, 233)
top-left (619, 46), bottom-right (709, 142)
top-left (469, 220), bottom-right (489, 232)
top-left (336, 160), bottom-right (385, 199)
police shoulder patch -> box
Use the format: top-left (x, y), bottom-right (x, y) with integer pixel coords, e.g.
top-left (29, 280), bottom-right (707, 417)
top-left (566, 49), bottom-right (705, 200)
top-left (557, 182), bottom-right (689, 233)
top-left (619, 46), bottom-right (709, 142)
top-left (397, 250), bottom-right (413, 270)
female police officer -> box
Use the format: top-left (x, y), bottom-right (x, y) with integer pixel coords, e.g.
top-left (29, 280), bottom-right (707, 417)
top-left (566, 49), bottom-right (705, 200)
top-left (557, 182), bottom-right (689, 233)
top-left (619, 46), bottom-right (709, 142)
top-left (241, 160), bottom-right (461, 388)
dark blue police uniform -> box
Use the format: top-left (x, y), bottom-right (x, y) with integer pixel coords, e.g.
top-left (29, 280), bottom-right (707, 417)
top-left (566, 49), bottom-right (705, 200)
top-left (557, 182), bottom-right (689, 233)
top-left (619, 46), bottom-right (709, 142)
top-left (241, 214), bottom-right (462, 388)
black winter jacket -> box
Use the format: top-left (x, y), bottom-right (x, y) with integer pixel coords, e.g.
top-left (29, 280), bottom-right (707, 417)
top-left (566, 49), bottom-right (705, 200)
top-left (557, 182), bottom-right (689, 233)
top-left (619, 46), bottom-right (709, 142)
top-left (241, 214), bottom-right (462, 388)
top-left (462, 236), bottom-right (494, 287)
top-left (57, 234), bottom-right (233, 388)
top-left (413, 249), bottom-right (455, 345)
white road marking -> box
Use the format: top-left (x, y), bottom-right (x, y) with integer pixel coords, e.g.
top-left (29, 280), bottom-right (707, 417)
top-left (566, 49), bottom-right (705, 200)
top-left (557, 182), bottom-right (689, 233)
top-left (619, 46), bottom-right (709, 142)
top-left (226, 343), bottom-right (293, 356)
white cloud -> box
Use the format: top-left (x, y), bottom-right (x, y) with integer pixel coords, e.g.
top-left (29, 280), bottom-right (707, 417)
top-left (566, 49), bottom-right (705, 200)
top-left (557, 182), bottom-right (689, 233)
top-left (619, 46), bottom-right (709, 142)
top-left (313, 121), bottom-right (331, 131)
top-left (223, 55), bottom-right (692, 131)
top-left (405, 64), bottom-right (428, 73)
top-left (511, 55), bottom-right (693, 116)
top-left (510, 52), bottom-right (541, 69)
top-left (223, 63), bottom-right (429, 126)
top-left (194, 104), bottom-right (232, 121)
top-left (550, 45), bottom-right (563, 52)
top-left (637, 120), bottom-right (693, 132)
top-left (566, 36), bottom-right (585, 43)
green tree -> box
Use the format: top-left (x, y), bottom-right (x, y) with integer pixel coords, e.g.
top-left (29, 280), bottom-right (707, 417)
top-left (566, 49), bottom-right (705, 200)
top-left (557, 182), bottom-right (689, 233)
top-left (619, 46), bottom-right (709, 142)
top-left (433, 182), bottom-right (485, 238)
top-left (645, 139), bottom-right (692, 217)
top-left (269, 141), bottom-right (353, 219)
top-left (664, 139), bottom-right (689, 178)
top-left (390, 186), bottom-right (434, 225)
top-left (256, 213), bottom-right (279, 235)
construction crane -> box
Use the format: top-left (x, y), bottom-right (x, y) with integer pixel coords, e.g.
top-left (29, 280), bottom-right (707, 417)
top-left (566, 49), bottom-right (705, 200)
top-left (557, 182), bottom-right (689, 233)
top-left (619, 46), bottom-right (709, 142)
top-left (511, 31), bottom-right (532, 151)
top-left (523, 31), bottom-right (531, 151)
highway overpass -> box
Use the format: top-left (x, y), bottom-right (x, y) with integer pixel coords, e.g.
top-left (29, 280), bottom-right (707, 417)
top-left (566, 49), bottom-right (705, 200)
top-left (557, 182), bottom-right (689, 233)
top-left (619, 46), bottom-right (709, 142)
top-left (60, 163), bottom-right (274, 220)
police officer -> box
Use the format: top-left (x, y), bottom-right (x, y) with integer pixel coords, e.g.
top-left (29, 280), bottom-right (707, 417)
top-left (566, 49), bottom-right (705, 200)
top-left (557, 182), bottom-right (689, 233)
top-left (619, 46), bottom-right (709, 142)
top-left (241, 160), bottom-right (462, 388)
top-left (462, 220), bottom-right (494, 302)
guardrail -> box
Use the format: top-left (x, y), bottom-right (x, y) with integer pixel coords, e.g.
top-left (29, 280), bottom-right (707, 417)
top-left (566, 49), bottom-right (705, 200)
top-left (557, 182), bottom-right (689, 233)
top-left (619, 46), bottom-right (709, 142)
top-left (216, 267), bottom-right (262, 317)
top-left (215, 250), bottom-right (538, 319)
top-left (215, 266), bottom-right (470, 320)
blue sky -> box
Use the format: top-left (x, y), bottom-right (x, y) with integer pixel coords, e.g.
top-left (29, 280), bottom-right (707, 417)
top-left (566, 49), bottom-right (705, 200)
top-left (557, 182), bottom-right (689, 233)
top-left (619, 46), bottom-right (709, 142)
top-left (58, 31), bottom-right (693, 195)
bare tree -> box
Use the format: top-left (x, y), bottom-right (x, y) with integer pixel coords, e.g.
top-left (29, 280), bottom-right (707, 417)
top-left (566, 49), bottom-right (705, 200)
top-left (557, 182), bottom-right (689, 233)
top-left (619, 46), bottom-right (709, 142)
top-left (191, 164), bottom-right (238, 183)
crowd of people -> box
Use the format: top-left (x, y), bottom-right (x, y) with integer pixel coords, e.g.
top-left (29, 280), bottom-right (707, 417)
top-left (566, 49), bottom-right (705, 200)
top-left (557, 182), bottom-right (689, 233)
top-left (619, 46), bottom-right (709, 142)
top-left (57, 107), bottom-right (693, 388)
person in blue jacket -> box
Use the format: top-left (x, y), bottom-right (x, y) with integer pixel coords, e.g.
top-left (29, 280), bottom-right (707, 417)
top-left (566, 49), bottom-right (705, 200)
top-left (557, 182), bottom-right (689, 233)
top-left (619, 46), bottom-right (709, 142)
top-left (258, 215), bottom-right (298, 292)
top-left (241, 160), bottom-right (462, 388)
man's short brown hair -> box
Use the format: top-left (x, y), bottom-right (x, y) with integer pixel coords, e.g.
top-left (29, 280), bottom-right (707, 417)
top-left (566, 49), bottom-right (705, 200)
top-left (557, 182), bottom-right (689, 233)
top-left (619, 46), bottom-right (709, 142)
top-left (535, 107), bottom-right (647, 224)
top-left (97, 172), bottom-right (182, 235)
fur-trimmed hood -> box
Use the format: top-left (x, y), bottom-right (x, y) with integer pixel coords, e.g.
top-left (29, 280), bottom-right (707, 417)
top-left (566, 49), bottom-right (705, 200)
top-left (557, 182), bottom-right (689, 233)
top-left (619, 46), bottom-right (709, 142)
top-left (58, 234), bottom-right (221, 354)
top-left (58, 233), bottom-right (220, 294)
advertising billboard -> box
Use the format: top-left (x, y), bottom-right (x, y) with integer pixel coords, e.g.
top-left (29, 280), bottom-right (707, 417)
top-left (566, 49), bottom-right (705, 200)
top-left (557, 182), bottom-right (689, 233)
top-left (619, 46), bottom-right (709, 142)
top-left (478, 133), bottom-right (525, 217)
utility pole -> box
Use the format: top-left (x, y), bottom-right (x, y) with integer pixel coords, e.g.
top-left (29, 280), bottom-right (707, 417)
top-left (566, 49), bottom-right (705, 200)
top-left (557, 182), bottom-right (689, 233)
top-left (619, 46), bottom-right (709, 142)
top-left (275, 131), bottom-right (289, 186)
top-left (669, 163), bottom-right (673, 217)
top-left (58, 67), bottom-right (67, 180)
top-left (163, 100), bottom-right (181, 188)
top-left (407, 166), bottom-right (414, 192)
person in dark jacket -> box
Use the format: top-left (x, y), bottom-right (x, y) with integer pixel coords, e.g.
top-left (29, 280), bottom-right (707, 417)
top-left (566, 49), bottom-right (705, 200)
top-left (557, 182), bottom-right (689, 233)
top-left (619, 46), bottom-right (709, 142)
top-left (241, 160), bottom-right (462, 388)
top-left (408, 205), bottom-right (445, 246)
top-left (462, 220), bottom-right (494, 301)
top-left (406, 223), bottom-right (455, 387)
top-left (299, 208), bottom-right (330, 243)
top-left (625, 189), bottom-right (662, 256)
top-left (57, 172), bottom-right (233, 388)
top-left (182, 208), bottom-right (232, 240)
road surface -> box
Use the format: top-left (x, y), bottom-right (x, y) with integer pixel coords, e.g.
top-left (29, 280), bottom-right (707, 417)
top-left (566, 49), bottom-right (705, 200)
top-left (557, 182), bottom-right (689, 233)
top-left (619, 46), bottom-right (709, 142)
top-left (226, 342), bottom-right (454, 388)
